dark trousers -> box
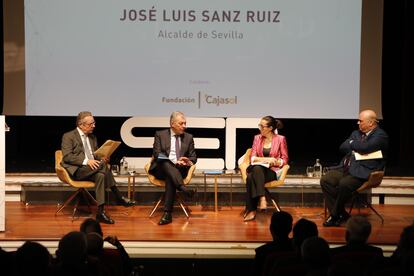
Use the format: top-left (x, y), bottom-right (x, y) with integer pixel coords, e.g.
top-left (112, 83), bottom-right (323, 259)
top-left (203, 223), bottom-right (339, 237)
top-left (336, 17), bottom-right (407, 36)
top-left (246, 165), bottom-right (277, 211)
top-left (320, 169), bottom-right (365, 218)
top-left (152, 160), bottom-right (189, 212)
top-left (73, 163), bottom-right (117, 206)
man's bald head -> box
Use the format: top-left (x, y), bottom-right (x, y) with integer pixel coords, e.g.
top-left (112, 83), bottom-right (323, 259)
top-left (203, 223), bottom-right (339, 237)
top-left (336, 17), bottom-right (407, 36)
top-left (358, 109), bottom-right (379, 133)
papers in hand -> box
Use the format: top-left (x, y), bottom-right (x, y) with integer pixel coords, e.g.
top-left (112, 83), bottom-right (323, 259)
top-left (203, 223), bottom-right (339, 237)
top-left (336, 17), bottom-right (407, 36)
top-left (94, 140), bottom-right (121, 159)
top-left (251, 162), bottom-right (270, 168)
top-left (354, 150), bottom-right (383, 160)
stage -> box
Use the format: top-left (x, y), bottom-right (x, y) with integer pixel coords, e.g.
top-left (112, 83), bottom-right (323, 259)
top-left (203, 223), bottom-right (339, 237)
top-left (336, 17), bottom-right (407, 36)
top-left (1, 202), bottom-right (413, 258)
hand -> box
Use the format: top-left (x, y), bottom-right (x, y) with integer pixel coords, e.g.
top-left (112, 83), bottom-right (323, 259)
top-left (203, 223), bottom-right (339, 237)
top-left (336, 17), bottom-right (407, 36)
top-left (87, 159), bottom-right (101, 170)
top-left (104, 235), bottom-right (121, 247)
top-left (268, 157), bottom-right (277, 167)
top-left (177, 157), bottom-right (192, 166)
top-left (101, 156), bottom-right (109, 163)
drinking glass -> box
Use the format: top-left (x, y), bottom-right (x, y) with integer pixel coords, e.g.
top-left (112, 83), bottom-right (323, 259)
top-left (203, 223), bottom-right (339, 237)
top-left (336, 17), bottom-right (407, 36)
top-left (306, 166), bottom-right (314, 177)
top-left (128, 166), bottom-right (136, 176)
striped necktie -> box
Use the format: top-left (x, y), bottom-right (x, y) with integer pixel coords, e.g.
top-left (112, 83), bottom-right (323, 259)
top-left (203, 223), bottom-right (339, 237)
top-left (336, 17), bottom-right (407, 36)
top-left (175, 135), bottom-right (181, 160)
top-left (82, 135), bottom-right (94, 160)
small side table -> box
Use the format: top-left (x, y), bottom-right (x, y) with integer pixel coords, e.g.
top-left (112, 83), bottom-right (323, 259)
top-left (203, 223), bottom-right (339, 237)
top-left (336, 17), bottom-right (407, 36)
top-left (203, 170), bottom-right (234, 212)
top-left (127, 174), bottom-right (136, 201)
top-left (114, 174), bottom-right (136, 201)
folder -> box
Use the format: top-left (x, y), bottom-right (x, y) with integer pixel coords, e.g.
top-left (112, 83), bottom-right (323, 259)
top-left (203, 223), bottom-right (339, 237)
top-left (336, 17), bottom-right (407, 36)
top-left (354, 150), bottom-right (383, 160)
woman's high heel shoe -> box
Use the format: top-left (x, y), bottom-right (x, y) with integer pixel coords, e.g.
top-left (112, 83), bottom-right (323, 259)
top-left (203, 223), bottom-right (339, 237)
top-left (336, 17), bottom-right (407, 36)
top-left (244, 211), bottom-right (257, 222)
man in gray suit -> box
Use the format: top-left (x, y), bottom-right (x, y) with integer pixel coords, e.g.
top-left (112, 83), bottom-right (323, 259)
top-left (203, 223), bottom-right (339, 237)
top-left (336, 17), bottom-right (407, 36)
top-left (61, 111), bottom-right (135, 224)
top-left (149, 111), bottom-right (197, 225)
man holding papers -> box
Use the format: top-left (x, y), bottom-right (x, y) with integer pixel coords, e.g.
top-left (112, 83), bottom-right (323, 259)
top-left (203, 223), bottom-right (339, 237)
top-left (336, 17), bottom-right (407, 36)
top-left (61, 111), bottom-right (135, 224)
top-left (320, 110), bottom-right (388, 227)
top-left (149, 111), bottom-right (197, 225)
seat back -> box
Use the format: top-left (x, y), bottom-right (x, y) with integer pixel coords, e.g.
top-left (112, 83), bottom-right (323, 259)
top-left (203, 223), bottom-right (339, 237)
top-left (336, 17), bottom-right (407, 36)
top-left (356, 171), bottom-right (384, 193)
top-left (55, 150), bottom-right (94, 188)
top-left (144, 157), bottom-right (196, 187)
top-left (265, 164), bottom-right (290, 188)
top-left (239, 148), bottom-right (252, 183)
top-left (239, 148), bottom-right (289, 187)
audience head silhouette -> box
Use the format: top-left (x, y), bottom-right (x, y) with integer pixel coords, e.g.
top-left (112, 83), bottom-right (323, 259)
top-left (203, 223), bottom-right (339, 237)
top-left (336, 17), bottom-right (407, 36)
top-left (80, 217), bottom-right (103, 236)
top-left (345, 215), bottom-right (372, 244)
top-left (293, 218), bottom-right (318, 251)
top-left (16, 241), bottom-right (51, 275)
top-left (56, 231), bottom-right (87, 266)
top-left (86, 232), bottom-right (104, 256)
top-left (270, 211), bottom-right (293, 240)
top-left (301, 236), bottom-right (331, 269)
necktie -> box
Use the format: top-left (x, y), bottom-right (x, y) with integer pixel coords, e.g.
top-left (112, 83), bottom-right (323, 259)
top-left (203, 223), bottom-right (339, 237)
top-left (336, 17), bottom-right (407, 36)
top-left (344, 134), bottom-right (366, 173)
top-left (175, 135), bottom-right (181, 160)
top-left (82, 135), bottom-right (94, 160)
top-left (343, 154), bottom-right (351, 174)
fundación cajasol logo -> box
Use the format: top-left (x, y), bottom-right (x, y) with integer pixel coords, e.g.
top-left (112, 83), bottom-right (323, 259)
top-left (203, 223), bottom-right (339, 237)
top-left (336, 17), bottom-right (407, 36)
top-left (161, 91), bottom-right (238, 108)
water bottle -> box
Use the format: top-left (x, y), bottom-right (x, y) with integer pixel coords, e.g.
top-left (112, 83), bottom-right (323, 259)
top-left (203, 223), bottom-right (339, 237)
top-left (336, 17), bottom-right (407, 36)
top-left (120, 157), bottom-right (128, 175)
top-left (313, 159), bottom-right (322, 178)
top-left (123, 158), bottom-right (128, 175)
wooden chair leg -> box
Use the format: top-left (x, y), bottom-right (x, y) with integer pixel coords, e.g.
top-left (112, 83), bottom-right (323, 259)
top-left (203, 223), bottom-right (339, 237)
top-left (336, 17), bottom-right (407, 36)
top-left (360, 197), bottom-right (384, 224)
top-left (55, 188), bottom-right (83, 215)
top-left (149, 195), bottom-right (163, 218)
top-left (71, 196), bottom-right (81, 221)
top-left (265, 189), bottom-right (281, 212)
top-left (349, 195), bottom-right (356, 215)
top-left (82, 188), bottom-right (97, 205)
top-left (148, 193), bottom-right (192, 218)
top-left (176, 193), bottom-right (191, 218)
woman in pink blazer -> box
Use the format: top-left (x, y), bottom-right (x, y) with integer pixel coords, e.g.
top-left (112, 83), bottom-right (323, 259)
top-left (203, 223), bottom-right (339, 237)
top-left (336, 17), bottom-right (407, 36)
top-left (244, 116), bottom-right (289, 222)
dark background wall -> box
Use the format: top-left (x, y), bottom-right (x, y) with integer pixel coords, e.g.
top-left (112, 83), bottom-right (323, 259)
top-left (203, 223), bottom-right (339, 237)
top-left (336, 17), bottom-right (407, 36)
top-left (2, 0), bottom-right (414, 176)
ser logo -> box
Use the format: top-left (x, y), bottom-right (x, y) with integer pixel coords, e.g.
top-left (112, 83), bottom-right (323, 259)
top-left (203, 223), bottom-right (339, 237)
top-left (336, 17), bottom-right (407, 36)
top-left (120, 117), bottom-right (260, 170)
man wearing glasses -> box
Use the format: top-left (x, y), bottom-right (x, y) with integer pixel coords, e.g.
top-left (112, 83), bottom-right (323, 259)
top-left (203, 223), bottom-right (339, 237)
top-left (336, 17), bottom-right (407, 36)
top-left (61, 111), bottom-right (135, 224)
top-left (320, 109), bottom-right (388, 227)
top-left (149, 111), bottom-right (197, 225)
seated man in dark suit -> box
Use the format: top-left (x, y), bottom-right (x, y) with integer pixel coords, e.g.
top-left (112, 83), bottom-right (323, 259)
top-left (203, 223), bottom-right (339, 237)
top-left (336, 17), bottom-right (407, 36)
top-left (61, 111), bottom-right (135, 224)
top-left (320, 109), bottom-right (388, 227)
top-left (149, 111), bottom-right (197, 225)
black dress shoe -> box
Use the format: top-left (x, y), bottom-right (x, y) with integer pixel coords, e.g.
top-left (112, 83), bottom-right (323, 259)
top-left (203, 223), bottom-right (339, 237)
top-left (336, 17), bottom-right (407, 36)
top-left (338, 212), bottom-right (351, 224)
top-left (158, 212), bottom-right (172, 225)
top-left (119, 196), bottom-right (136, 207)
top-left (323, 215), bottom-right (340, 227)
top-left (96, 211), bottom-right (115, 224)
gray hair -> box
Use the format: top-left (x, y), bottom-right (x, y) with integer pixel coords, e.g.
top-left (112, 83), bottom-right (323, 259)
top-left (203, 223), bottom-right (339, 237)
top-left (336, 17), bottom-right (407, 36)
top-left (345, 215), bottom-right (372, 243)
top-left (76, 111), bottom-right (93, 126)
top-left (170, 111), bottom-right (185, 125)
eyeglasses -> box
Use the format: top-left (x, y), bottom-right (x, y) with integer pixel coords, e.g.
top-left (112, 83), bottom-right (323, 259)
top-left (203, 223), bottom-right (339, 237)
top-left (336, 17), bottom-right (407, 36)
top-left (83, 121), bottom-right (96, 127)
top-left (258, 124), bottom-right (269, 129)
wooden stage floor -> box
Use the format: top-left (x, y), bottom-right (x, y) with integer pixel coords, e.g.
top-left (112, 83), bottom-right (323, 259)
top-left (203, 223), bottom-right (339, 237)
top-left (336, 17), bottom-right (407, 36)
top-left (1, 202), bottom-right (413, 257)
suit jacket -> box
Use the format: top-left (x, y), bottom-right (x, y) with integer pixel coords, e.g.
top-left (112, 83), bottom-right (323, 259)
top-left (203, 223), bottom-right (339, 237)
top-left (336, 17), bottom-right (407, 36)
top-left (331, 242), bottom-right (384, 258)
top-left (338, 127), bottom-right (388, 179)
top-left (251, 134), bottom-right (289, 173)
top-left (149, 129), bottom-right (197, 173)
top-left (61, 128), bottom-right (98, 176)
top-left (255, 238), bottom-right (294, 276)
